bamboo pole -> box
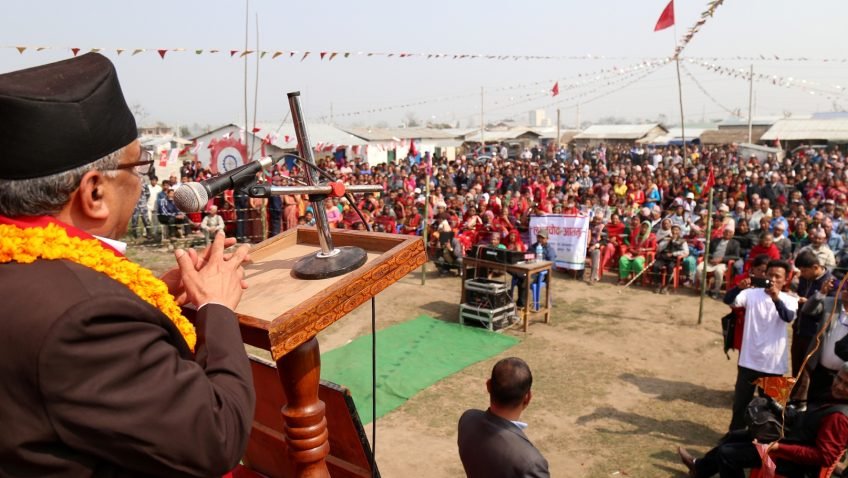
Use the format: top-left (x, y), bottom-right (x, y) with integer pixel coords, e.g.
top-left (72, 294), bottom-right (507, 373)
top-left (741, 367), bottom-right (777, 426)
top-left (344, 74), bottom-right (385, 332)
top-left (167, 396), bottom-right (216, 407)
top-left (697, 188), bottom-right (714, 325)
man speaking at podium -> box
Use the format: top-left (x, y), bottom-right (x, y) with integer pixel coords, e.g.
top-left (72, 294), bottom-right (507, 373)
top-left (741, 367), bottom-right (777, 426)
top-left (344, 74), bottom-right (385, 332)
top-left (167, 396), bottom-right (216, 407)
top-left (0, 53), bottom-right (255, 476)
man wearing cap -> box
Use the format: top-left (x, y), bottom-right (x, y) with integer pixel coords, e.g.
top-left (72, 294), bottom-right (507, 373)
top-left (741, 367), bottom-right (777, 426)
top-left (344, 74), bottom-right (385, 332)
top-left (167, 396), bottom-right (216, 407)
top-left (684, 192), bottom-right (696, 215)
top-left (514, 229), bottom-right (556, 308)
top-left (0, 54), bottom-right (255, 476)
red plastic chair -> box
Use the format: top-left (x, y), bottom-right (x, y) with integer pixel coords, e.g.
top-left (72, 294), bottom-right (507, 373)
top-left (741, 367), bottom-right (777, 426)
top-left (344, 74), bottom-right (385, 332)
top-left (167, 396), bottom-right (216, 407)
top-left (659, 256), bottom-right (684, 291)
top-left (749, 450), bottom-right (842, 478)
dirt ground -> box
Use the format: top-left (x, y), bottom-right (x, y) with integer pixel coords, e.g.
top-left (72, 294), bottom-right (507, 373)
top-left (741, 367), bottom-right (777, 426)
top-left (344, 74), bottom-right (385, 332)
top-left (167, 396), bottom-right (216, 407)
top-left (321, 267), bottom-right (737, 478)
top-left (130, 245), bottom-right (740, 478)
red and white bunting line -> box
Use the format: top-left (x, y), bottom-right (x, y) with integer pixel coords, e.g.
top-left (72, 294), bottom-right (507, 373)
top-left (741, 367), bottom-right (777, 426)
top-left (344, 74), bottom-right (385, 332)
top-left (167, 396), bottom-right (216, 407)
top-left (689, 59), bottom-right (846, 98)
top-left (689, 55), bottom-right (848, 63)
top-left (322, 59), bottom-right (669, 120)
top-left (1, 45), bottom-right (659, 62)
top-left (673, 0), bottom-right (727, 59)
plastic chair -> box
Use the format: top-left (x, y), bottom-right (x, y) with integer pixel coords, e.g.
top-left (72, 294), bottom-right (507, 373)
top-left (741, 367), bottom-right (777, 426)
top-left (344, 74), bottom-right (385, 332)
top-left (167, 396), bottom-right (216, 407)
top-left (659, 256), bottom-right (684, 291)
top-left (531, 271), bottom-right (548, 311)
top-left (749, 449), bottom-right (843, 478)
top-left (641, 252), bottom-right (656, 287)
top-left (696, 257), bottom-right (735, 292)
top-left (749, 459), bottom-right (839, 478)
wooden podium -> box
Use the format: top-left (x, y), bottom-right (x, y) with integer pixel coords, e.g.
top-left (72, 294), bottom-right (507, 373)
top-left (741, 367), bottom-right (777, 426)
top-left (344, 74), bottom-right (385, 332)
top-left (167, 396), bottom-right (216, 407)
top-left (234, 226), bottom-right (426, 478)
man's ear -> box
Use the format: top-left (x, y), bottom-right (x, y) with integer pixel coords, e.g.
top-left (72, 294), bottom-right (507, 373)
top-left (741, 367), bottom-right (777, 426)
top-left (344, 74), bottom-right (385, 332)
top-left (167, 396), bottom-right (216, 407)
top-left (75, 170), bottom-right (111, 220)
top-left (523, 390), bottom-right (532, 408)
top-left (486, 379), bottom-right (492, 395)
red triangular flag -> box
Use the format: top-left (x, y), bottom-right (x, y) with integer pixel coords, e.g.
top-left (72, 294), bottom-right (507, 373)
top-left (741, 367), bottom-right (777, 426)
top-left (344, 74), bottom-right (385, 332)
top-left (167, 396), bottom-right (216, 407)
top-left (320, 51), bottom-right (327, 60)
top-left (230, 50), bottom-right (239, 57)
top-left (701, 166), bottom-right (715, 198)
top-left (157, 49), bottom-right (167, 59)
top-left (551, 81), bottom-right (560, 97)
top-left (71, 48), bottom-right (81, 56)
top-left (654, 0), bottom-right (675, 32)
top-left (252, 127), bottom-right (261, 133)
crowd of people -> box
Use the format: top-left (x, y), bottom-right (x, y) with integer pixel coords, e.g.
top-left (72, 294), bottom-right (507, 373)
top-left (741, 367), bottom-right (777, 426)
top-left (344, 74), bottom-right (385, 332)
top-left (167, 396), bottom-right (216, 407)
top-left (154, 139), bottom-right (848, 477)
top-left (135, 140), bottom-right (848, 291)
top-left (9, 51), bottom-right (848, 477)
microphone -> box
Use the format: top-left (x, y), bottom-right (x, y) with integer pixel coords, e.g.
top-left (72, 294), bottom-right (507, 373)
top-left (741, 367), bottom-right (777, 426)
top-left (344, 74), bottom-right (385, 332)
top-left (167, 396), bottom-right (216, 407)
top-left (173, 156), bottom-right (276, 212)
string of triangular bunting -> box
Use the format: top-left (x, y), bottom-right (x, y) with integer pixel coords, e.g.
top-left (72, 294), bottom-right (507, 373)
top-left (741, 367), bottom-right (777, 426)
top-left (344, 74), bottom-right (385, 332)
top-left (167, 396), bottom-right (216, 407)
top-left (2, 45), bottom-right (651, 62)
top-left (321, 59), bottom-right (668, 120)
top-left (673, 0), bottom-right (726, 59)
top-left (688, 59), bottom-right (846, 99)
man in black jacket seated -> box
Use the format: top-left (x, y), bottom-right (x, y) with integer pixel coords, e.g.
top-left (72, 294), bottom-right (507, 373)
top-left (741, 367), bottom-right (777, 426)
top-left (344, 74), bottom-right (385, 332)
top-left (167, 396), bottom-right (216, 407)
top-left (679, 362), bottom-right (848, 477)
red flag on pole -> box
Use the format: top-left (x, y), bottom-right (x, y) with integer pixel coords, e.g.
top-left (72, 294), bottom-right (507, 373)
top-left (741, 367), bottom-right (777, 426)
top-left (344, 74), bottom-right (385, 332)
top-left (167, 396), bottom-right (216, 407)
top-left (701, 166), bottom-right (715, 198)
top-left (551, 82), bottom-right (560, 97)
top-left (654, 0), bottom-right (675, 32)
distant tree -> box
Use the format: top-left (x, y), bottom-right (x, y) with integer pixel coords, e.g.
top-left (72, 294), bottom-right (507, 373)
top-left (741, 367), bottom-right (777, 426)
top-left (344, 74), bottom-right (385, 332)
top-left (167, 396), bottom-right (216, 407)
top-left (131, 103), bottom-right (148, 126)
top-left (179, 126), bottom-right (191, 138)
top-left (405, 112), bottom-right (421, 127)
top-left (375, 120), bottom-right (389, 128)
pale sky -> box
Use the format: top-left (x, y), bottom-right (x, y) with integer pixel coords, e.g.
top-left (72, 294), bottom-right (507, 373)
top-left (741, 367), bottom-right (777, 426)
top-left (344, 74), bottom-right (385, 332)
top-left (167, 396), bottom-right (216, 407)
top-left (2, 0), bottom-right (847, 130)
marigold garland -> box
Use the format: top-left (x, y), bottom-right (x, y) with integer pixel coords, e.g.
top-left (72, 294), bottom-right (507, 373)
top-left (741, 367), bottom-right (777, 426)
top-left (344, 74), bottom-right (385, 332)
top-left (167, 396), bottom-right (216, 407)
top-left (0, 223), bottom-right (196, 351)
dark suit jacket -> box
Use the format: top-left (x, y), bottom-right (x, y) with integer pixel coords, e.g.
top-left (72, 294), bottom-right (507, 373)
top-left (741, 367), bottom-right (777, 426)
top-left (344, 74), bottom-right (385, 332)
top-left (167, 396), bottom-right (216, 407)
top-left (458, 409), bottom-right (550, 478)
top-left (0, 259), bottom-right (255, 477)
top-left (800, 292), bottom-right (848, 370)
top-left (707, 238), bottom-right (741, 263)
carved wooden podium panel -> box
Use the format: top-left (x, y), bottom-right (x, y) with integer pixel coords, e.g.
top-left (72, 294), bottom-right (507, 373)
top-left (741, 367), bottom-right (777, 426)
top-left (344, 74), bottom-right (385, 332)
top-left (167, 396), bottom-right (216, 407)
top-left (235, 227), bottom-right (426, 478)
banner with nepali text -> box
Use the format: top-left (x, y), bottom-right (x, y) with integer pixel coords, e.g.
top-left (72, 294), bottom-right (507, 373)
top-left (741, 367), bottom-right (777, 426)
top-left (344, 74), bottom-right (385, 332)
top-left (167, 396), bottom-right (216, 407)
top-left (529, 214), bottom-right (590, 270)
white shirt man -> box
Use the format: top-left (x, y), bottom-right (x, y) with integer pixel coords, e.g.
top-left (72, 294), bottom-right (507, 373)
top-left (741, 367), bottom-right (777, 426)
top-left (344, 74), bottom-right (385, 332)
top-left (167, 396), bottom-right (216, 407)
top-left (726, 262), bottom-right (798, 431)
top-left (147, 179), bottom-right (162, 221)
top-left (735, 288), bottom-right (798, 374)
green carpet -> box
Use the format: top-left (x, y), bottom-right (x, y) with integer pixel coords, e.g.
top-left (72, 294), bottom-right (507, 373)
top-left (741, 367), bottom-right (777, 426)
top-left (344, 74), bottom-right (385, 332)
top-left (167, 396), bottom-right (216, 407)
top-left (320, 315), bottom-right (519, 424)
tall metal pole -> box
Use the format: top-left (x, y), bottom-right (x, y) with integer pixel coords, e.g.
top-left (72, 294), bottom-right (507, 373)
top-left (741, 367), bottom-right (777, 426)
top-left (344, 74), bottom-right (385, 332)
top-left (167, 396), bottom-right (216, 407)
top-left (576, 103), bottom-right (580, 130)
top-left (697, 187), bottom-right (714, 325)
top-left (421, 158), bottom-right (431, 285)
top-left (673, 23), bottom-right (685, 148)
top-left (747, 64), bottom-right (754, 143)
top-left (556, 108), bottom-right (561, 151)
top-left (675, 55), bottom-right (686, 148)
top-left (243, 0), bottom-right (249, 148)
top-left (480, 86), bottom-right (485, 151)
top-left (251, 13), bottom-right (259, 160)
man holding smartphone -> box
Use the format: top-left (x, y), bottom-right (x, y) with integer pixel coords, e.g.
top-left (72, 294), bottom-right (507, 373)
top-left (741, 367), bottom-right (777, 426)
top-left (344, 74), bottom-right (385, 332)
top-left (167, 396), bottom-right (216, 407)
top-left (727, 260), bottom-right (799, 431)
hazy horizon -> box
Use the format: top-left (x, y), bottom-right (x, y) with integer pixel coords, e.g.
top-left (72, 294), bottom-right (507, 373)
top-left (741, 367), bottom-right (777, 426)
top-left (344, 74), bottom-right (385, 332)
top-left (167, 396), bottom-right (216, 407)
top-left (3, 0), bottom-right (846, 130)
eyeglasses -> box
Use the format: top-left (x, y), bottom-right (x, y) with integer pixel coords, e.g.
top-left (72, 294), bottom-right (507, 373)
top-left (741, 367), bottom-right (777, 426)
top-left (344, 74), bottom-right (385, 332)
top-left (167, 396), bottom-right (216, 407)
top-left (112, 150), bottom-right (154, 176)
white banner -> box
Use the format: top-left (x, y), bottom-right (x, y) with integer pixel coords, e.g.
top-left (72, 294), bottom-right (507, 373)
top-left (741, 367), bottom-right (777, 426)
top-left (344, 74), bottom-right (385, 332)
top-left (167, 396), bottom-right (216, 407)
top-left (528, 214), bottom-right (590, 270)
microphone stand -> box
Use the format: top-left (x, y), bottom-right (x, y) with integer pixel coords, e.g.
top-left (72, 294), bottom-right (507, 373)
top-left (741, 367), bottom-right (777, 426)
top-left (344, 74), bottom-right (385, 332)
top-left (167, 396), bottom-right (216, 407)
top-left (277, 91), bottom-right (372, 280)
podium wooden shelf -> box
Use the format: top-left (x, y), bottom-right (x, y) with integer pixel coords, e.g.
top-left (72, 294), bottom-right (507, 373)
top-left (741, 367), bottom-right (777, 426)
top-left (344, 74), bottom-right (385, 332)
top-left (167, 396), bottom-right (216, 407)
top-left (235, 227), bottom-right (426, 478)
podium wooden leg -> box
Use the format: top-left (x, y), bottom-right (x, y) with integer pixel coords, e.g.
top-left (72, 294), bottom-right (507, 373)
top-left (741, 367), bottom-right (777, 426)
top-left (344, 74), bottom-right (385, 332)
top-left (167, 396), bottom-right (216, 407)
top-left (278, 337), bottom-right (330, 478)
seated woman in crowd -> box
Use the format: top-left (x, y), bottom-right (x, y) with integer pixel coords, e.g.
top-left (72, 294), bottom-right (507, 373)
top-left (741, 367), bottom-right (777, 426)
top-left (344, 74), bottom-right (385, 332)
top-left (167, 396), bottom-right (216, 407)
top-left (504, 229), bottom-right (526, 252)
top-left (601, 213), bottom-right (626, 272)
top-left (653, 224), bottom-right (689, 294)
top-left (586, 215), bottom-right (605, 283)
top-left (619, 220), bottom-right (657, 285)
top-left (790, 218), bottom-right (810, 252)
